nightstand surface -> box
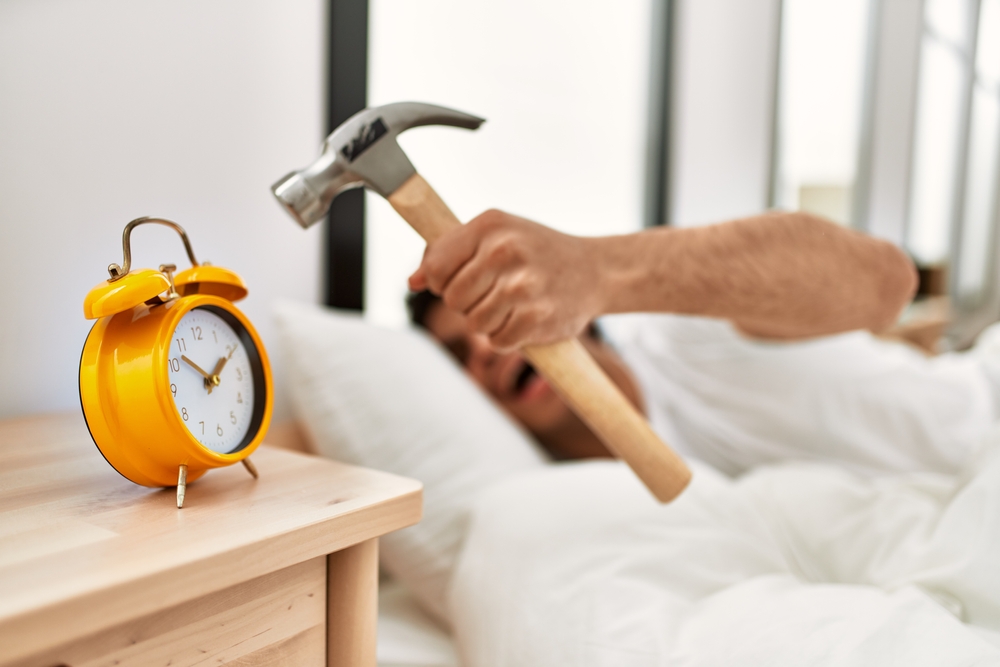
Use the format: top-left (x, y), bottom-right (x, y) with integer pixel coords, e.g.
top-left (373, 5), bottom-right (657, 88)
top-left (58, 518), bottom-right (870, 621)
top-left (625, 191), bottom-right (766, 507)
top-left (0, 412), bottom-right (423, 665)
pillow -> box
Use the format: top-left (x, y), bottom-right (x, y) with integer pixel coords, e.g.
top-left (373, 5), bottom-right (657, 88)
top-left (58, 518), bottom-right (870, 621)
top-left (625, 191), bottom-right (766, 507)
top-left (273, 301), bottom-right (548, 625)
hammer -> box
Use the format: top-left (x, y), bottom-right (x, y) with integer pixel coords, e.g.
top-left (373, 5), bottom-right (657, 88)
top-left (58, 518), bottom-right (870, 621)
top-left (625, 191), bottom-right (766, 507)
top-left (271, 101), bottom-right (691, 502)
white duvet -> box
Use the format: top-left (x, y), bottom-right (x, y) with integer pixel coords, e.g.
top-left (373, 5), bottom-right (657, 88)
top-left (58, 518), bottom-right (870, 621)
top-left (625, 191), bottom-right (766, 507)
top-left (451, 444), bottom-right (1000, 665)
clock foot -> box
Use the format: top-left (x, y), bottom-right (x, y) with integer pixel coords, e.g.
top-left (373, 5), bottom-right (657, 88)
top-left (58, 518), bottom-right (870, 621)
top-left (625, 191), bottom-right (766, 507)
top-left (242, 457), bottom-right (259, 480)
top-left (177, 464), bottom-right (188, 508)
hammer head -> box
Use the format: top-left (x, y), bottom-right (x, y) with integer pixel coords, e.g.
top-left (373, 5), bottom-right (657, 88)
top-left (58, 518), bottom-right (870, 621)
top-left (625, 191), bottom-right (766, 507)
top-left (271, 101), bottom-right (484, 228)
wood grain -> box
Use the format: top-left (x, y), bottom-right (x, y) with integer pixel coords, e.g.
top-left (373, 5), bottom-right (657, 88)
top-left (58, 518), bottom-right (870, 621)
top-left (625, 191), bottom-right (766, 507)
top-left (0, 413), bottom-right (423, 665)
top-left (327, 539), bottom-right (378, 667)
top-left (12, 557), bottom-right (327, 667)
top-left (386, 173), bottom-right (463, 244)
top-left (388, 173), bottom-right (692, 501)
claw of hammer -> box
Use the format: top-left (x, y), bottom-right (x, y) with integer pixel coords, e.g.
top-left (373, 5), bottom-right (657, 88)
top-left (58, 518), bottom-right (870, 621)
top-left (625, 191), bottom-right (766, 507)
top-left (272, 101), bottom-right (484, 228)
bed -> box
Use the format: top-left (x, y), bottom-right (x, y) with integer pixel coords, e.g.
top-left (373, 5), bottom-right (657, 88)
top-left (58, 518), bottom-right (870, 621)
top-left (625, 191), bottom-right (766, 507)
top-left (269, 301), bottom-right (1000, 666)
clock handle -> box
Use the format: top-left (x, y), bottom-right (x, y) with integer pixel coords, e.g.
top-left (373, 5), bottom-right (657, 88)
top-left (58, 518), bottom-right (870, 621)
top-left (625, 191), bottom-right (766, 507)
top-left (108, 217), bottom-right (201, 282)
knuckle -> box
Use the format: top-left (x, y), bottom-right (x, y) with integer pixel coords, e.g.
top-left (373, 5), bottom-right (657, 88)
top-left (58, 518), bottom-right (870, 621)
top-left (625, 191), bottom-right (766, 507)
top-left (441, 288), bottom-right (461, 310)
top-left (421, 254), bottom-right (442, 278)
top-left (480, 209), bottom-right (504, 226)
top-left (421, 261), bottom-right (448, 293)
top-left (467, 308), bottom-right (491, 333)
top-left (487, 240), bottom-right (514, 264)
top-left (469, 209), bottom-right (500, 232)
top-left (505, 275), bottom-right (534, 300)
top-left (520, 307), bottom-right (541, 330)
top-left (490, 329), bottom-right (515, 350)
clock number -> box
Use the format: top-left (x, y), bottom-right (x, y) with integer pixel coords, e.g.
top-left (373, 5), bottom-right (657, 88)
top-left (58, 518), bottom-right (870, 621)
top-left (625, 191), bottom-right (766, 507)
top-left (199, 421), bottom-right (204, 434)
top-left (190, 326), bottom-right (203, 341)
top-left (226, 343), bottom-right (237, 358)
top-left (170, 358), bottom-right (180, 372)
top-left (176, 337), bottom-right (186, 353)
top-left (181, 407), bottom-right (189, 421)
top-left (170, 383), bottom-right (177, 397)
top-left (212, 330), bottom-right (218, 343)
top-left (230, 411), bottom-right (237, 425)
top-left (237, 392), bottom-right (243, 404)
top-left (217, 424), bottom-right (224, 436)
top-left (236, 367), bottom-right (243, 382)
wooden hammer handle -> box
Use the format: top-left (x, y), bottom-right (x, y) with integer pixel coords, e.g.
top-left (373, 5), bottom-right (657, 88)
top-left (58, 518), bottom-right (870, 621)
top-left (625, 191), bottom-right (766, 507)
top-left (388, 174), bottom-right (692, 502)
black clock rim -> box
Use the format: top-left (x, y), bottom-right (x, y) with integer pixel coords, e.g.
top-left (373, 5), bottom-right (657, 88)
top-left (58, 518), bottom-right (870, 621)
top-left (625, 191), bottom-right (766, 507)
top-left (197, 305), bottom-right (268, 456)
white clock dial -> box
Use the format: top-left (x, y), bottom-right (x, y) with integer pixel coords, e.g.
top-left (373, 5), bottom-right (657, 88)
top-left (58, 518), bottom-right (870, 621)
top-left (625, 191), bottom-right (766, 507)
top-left (167, 307), bottom-right (257, 454)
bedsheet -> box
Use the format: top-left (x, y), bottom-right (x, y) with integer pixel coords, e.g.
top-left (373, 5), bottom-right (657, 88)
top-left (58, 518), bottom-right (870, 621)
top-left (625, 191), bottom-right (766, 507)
top-left (450, 438), bottom-right (1000, 666)
top-left (378, 579), bottom-right (459, 667)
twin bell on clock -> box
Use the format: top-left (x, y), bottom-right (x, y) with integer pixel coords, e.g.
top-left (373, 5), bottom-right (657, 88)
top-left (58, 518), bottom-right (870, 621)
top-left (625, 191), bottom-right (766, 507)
top-left (80, 217), bottom-right (273, 508)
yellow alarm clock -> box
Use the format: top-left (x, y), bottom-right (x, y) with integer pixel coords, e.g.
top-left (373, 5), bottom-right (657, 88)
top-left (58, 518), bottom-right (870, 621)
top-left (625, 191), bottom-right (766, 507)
top-left (80, 217), bottom-right (273, 508)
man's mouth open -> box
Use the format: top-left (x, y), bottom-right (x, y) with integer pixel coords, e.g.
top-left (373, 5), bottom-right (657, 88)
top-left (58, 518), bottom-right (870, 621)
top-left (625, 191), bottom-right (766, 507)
top-left (511, 361), bottom-right (548, 402)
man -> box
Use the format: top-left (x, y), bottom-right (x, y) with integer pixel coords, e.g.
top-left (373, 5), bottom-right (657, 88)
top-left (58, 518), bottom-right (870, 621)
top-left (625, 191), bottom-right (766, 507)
top-left (407, 209), bottom-right (997, 475)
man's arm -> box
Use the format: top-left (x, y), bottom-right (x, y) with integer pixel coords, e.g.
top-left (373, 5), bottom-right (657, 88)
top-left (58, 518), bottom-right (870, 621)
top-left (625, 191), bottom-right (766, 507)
top-left (409, 209), bottom-right (918, 350)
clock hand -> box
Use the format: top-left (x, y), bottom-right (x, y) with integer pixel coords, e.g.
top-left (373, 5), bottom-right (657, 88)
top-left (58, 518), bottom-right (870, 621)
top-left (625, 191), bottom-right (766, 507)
top-left (208, 355), bottom-right (229, 387)
top-left (211, 356), bottom-right (228, 377)
top-left (204, 345), bottom-right (238, 386)
top-left (181, 355), bottom-right (212, 380)
top-left (181, 355), bottom-right (220, 394)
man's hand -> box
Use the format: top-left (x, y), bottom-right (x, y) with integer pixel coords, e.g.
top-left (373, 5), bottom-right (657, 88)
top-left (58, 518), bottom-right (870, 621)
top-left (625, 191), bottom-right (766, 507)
top-left (409, 210), bottom-right (603, 351)
top-left (409, 208), bottom-right (918, 347)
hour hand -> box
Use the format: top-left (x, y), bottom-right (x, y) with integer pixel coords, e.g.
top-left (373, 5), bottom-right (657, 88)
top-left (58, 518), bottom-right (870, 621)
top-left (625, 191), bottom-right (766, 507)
top-left (181, 355), bottom-right (218, 394)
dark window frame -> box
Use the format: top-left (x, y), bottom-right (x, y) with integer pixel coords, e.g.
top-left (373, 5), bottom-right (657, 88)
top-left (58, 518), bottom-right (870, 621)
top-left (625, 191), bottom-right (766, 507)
top-left (325, 0), bottom-right (368, 310)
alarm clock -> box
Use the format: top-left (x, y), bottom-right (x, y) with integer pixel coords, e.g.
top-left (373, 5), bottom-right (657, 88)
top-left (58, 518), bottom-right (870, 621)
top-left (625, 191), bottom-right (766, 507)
top-left (80, 217), bottom-right (273, 508)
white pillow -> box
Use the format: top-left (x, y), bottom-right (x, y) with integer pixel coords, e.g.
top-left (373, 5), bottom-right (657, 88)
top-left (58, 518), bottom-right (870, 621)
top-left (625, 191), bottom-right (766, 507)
top-left (273, 301), bottom-right (548, 625)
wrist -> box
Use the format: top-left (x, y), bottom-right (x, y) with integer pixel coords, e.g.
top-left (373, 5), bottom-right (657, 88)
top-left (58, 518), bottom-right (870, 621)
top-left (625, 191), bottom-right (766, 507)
top-left (586, 234), bottom-right (634, 315)
top-left (595, 227), bottom-right (686, 315)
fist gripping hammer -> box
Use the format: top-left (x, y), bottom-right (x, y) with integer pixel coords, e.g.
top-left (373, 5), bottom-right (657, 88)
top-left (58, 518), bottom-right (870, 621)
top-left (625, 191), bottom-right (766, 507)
top-left (271, 101), bottom-right (691, 502)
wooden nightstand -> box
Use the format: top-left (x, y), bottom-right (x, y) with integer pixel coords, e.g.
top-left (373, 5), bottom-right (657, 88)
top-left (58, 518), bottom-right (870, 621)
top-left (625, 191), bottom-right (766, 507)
top-left (0, 413), bottom-right (423, 667)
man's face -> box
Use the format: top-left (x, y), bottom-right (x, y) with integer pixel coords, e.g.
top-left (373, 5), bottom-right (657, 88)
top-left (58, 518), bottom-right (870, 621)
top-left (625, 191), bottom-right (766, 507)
top-left (423, 302), bottom-right (576, 438)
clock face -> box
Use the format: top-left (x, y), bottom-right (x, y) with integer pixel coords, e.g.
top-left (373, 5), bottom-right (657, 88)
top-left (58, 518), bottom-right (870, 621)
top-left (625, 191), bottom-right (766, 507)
top-left (167, 306), bottom-right (264, 454)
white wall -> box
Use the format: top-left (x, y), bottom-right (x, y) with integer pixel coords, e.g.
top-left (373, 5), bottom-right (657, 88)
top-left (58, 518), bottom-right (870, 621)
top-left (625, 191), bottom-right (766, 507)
top-left (365, 0), bottom-right (653, 327)
top-left (0, 0), bottom-right (325, 419)
top-left (671, 0), bottom-right (782, 227)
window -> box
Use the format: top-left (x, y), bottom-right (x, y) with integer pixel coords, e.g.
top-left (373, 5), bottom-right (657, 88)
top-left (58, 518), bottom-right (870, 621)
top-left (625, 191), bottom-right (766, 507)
top-left (902, 0), bottom-right (1000, 325)
top-left (954, 0), bottom-right (1000, 305)
top-left (771, 0), bottom-right (873, 226)
top-left (906, 0), bottom-right (977, 267)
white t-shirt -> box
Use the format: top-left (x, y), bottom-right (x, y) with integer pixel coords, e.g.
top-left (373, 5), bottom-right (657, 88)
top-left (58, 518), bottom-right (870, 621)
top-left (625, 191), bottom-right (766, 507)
top-left (606, 314), bottom-right (1000, 477)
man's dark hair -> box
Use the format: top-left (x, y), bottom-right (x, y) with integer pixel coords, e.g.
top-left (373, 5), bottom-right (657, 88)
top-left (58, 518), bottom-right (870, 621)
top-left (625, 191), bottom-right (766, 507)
top-left (405, 288), bottom-right (602, 341)
top-left (406, 289), bottom-right (440, 329)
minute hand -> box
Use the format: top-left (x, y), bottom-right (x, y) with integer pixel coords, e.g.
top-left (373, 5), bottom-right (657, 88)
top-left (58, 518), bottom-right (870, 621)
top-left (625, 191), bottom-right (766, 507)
top-left (211, 344), bottom-right (237, 381)
top-left (210, 355), bottom-right (228, 380)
